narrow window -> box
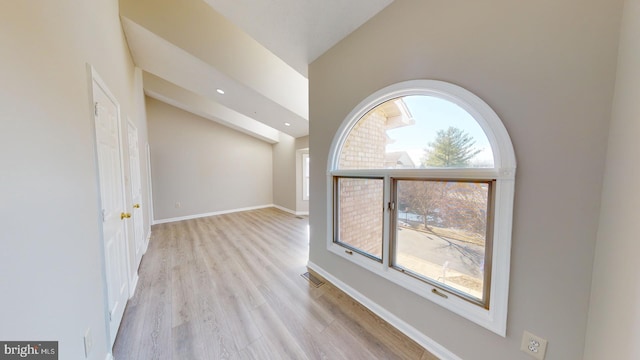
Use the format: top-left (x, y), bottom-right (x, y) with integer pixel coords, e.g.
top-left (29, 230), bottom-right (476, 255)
top-left (302, 153), bottom-right (310, 200)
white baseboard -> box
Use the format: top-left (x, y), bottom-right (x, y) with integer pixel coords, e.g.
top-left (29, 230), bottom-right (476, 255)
top-left (128, 273), bottom-right (139, 298)
top-left (307, 261), bottom-right (462, 360)
top-left (144, 235), bottom-right (149, 251)
top-left (272, 204), bottom-right (308, 216)
top-left (272, 204), bottom-right (296, 214)
top-left (144, 230), bottom-right (151, 253)
top-left (152, 204), bottom-right (273, 224)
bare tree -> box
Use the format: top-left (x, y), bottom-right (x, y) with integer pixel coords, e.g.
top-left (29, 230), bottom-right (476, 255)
top-left (398, 180), bottom-right (488, 238)
top-left (398, 180), bottom-right (446, 230)
top-left (439, 182), bottom-right (488, 237)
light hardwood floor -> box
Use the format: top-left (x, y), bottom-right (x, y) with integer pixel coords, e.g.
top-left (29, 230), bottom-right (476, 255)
top-left (113, 207), bottom-right (438, 360)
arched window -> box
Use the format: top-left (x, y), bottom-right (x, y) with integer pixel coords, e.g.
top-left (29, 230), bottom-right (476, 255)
top-left (327, 80), bottom-right (516, 335)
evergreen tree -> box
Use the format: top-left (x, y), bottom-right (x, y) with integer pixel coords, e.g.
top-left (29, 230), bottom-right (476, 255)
top-left (423, 127), bottom-right (481, 167)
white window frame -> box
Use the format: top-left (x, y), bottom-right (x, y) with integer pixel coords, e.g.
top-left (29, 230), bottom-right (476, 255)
top-left (302, 153), bottom-right (310, 201)
top-left (326, 80), bottom-right (516, 336)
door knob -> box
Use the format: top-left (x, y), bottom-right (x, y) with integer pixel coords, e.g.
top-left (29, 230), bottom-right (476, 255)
top-left (133, 203), bottom-right (141, 209)
top-left (120, 212), bottom-right (131, 220)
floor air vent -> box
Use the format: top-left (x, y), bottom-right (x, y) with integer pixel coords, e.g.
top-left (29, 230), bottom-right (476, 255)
top-left (301, 272), bottom-right (325, 288)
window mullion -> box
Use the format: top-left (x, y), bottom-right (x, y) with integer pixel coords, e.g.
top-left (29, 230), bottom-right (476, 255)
top-left (382, 175), bottom-right (392, 267)
top-left (389, 177), bottom-right (399, 270)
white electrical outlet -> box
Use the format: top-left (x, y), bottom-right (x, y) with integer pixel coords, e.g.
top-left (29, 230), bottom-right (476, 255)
top-left (520, 330), bottom-right (547, 360)
top-left (175, 201), bottom-right (181, 208)
top-left (84, 327), bottom-right (93, 357)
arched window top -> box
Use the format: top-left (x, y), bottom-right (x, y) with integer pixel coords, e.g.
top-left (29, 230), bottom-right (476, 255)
top-left (329, 80), bottom-right (516, 177)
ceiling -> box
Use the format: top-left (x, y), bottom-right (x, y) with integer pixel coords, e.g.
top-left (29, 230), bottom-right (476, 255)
top-left (120, 0), bottom-right (393, 143)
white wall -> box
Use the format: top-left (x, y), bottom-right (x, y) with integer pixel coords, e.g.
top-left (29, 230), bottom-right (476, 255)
top-left (147, 97), bottom-right (273, 221)
top-left (309, 0), bottom-right (623, 359)
top-left (585, 0), bottom-right (640, 358)
top-left (0, 1), bottom-right (146, 359)
top-left (272, 133), bottom-right (297, 212)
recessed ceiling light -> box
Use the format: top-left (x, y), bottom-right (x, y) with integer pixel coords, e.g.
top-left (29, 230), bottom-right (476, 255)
top-left (284, 122), bottom-right (291, 127)
top-left (216, 89), bottom-right (225, 94)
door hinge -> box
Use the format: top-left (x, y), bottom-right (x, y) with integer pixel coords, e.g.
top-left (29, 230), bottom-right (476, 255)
top-left (388, 201), bottom-right (395, 211)
top-left (94, 102), bottom-right (99, 116)
top-left (101, 209), bottom-right (106, 222)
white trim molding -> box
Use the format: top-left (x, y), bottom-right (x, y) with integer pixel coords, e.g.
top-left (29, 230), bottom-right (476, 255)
top-left (272, 204), bottom-right (297, 215)
top-left (144, 229), bottom-right (151, 253)
top-left (308, 261), bottom-right (462, 360)
top-left (153, 204), bottom-right (273, 224)
top-left (128, 273), bottom-right (139, 299)
top-left (152, 204), bottom-right (306, 225)
top-left (273, 204), bottom-right (308, 216)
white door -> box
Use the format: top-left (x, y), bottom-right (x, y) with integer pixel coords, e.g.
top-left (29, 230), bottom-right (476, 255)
top-left (127, 121), bottom-right (145, 271)
top-left (92, 70), bottom-right (130, 346)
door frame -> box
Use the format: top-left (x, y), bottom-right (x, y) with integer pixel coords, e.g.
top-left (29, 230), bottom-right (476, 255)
top-left (87, 64), bottom-right (132, 348)
top-left (146, 142), bottom-right (154, 226)
top-left (126, 118), bottom-right (145, 283)
top-left (295, 148), bottom-right (310, 215)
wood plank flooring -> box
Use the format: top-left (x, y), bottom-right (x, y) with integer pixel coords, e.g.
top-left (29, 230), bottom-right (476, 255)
top-left (113, 207), bottom-right (438, 360)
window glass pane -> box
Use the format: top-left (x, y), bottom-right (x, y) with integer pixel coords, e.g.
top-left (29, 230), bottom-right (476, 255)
top-left (338, 96), bottom-right (494, 170)
top-left (336, 177), bottom-right (384, 260)
top-left (303, 178), bottom-right (309, 199)
top-left (303, 154), bottom-right (310, 177)
top-left (302, 154), bottom-right (310, 200)
top-left (394, 179), bottom-right (491, 302)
